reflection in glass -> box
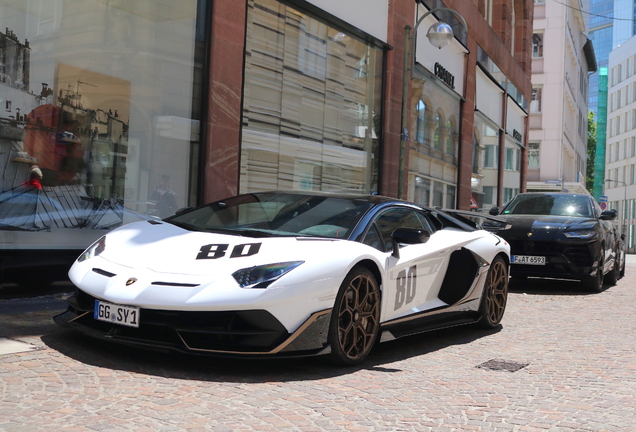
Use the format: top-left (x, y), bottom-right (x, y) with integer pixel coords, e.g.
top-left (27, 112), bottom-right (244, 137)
top-left (0, 1), bottom-right (201, 248)
top-left (241, 0), bottom-right (383, 194)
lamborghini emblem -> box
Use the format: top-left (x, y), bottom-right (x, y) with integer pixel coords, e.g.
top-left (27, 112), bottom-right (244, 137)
top-left (126, 278), bottom-right (137, 286)
top-left (527, 232), bottom-right (533, 237)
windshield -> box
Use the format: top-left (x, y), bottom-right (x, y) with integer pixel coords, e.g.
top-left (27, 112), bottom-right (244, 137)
top-left (167, 192), bottom-right (373, 239)
top-left (502, 194), bottom-right (593, 217)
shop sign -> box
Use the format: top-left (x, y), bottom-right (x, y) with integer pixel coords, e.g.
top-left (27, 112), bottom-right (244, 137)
top-left (434, 62), bottom-right (455, 89)
top-left (512, 129), bottom-right (522, 142)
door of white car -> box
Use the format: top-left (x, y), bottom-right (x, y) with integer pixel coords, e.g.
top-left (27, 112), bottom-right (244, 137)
top-left (362, 207), bottom-right (456, 323)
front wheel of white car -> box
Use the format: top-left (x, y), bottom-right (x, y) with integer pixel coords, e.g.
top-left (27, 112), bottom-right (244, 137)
top-left (328, 266), bottom-right (380, 366)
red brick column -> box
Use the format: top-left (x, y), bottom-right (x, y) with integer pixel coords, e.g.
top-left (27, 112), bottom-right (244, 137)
top-left (457, 35), bottom-right (478, 210)
top-left (203, 0), bottom-right (247, 203)
top-left (382, 0), bottom-right (415, 198)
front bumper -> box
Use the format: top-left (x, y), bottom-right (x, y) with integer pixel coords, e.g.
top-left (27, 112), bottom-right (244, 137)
top-left (54, 289), bottom-right (332, 358)
top-left (508, 240), bottom-right (597, 280)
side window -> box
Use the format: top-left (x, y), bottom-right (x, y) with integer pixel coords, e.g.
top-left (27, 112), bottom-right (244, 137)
top-left (374, 208), bottom-right (425, 253)
top-left (421, 211), bottom-right (443, 231)
top-left (362, 224), bottom-right (383, 251)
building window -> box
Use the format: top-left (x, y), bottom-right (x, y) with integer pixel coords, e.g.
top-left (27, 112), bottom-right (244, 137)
top-left (416, 99), bottom-right (429, 145)
top-left (433, 111), bottom-right (444, 151)
top-left (242, 0), bottom-right (383, 194)
top-left (616, 141), bottom-right (620, 160)
top-left (528, 142), bottom-right (540, 168)
top-left (483, 186), bottom-right (495, 205)
top-left (532, 33), bottom-right (543, 58)
top-left (505, 147), bottom-right (514, 170)
top-left (531, 88), bottom-right (542, 113)
top-left (483, 0), bottom-right (493, 24)
top-left (446, 185), bottom-right (456, 209)
top-left (503, 188), bottom-right (518, 204)
top-left (484, 144), bottom-right (498, 168)
top-left (433, 181), bottom-right (444, 207)
top-left (446, 118), bottom-right (456, 156)
top-left (414, 176), bottom-right (431, 206)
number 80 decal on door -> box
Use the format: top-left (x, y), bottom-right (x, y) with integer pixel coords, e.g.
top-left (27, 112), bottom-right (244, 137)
top-left (395, 265), bottom-right (417, 310)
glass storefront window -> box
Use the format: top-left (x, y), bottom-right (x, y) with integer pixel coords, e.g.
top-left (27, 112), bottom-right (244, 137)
top-left (241, 0), bottom-right (383, 194)
top-left (474, 114), bottom-right (499, 210)
top-left (0, 1), bottom-right (203, 251)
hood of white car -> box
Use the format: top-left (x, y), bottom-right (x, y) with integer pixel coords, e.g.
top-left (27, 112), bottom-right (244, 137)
top-left (94, 220), bottom-right (348, 276)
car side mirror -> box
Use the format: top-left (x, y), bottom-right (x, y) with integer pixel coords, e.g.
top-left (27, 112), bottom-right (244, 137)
top-left (489, 206), bottom-right (500, 216)
top-left (600, 210), bottom-right (617, 221)
top-left (391, 228), bottom-right (430, 259)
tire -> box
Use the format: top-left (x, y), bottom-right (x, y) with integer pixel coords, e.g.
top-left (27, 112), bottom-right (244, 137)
top-left (620, 254), bottom-right (626, 278)
top-left (328, 266), bottom-right (381, 366)
top-left (476, 255), bottom-right (509, 329)
top-left (583, 252), bottom-right (604, 293)
top-left (604, 248), bottom-right (619, 286)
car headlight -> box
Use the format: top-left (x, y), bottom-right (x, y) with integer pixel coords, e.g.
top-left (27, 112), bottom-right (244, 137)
top-left (232, 261), bottom-right (304, 289)
top-left (563, 230), bottom-right (597, 239)
top-left (78, 236), bottom-right (106, 262)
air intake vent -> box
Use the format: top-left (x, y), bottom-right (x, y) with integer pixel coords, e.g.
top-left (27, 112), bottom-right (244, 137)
top-left (92, 268), bottom-right (116, 277)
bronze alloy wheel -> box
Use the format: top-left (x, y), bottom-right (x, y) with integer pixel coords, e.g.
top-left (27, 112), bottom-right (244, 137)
top-left (477, 256), bottom-right (508, 329)
top-left (328, 267), bottom-right (380, 365)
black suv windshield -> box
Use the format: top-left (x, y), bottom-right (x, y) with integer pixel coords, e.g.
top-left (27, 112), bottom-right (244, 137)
top-left (503, 194), bottom-right (593, 217)
top-left (167, 192), bottom-right (373, 239)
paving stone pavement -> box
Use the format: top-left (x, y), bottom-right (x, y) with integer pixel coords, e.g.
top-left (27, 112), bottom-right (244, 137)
top-left (1, 260), bottom-right (636, 431)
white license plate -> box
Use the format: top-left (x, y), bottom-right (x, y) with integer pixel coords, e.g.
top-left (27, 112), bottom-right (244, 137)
top-left (94, 300), bottom-right (140, 328)
top-left (511, 255), bottom-right (546, 265)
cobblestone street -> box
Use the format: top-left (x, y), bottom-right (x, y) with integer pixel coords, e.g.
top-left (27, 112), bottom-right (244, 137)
top-left (1, 259), bottom-right (636, 431)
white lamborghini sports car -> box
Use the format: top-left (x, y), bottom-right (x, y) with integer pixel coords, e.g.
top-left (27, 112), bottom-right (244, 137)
top-left (55, 192), bottom-right (510, 365)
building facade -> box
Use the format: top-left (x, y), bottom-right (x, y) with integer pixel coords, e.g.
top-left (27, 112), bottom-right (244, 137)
top-left (606, 36), bottom-right (636, 252)
top-left (528, 0), bottom-right (596, 195)
top-left (0, 0), bottom-right (532, 288)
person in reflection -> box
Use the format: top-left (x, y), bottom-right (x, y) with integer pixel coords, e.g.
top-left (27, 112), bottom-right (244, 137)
top-left (150, 174), bottom-right (178, 218)
top-left (21, 166), bottom-right (43, 190)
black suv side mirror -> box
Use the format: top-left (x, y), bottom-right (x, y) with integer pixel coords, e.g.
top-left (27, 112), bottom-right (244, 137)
top-left (600, 210), bottom-right (617, 221)
top-left (489, 206), bottom-right (500, 216)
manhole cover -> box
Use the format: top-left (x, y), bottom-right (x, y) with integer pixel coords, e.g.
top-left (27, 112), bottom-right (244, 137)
top-left (477, 359), bottom-right (529, 372)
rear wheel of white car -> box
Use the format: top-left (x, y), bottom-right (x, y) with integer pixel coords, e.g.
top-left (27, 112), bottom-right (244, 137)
top-left (476, 255), bottom-right (508, 329)
top-left (328, 266), bottom-right (380, 366)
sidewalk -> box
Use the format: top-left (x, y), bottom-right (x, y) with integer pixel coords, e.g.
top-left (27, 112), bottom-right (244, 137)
top-left (627, 253), bottom-right (636, 265)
